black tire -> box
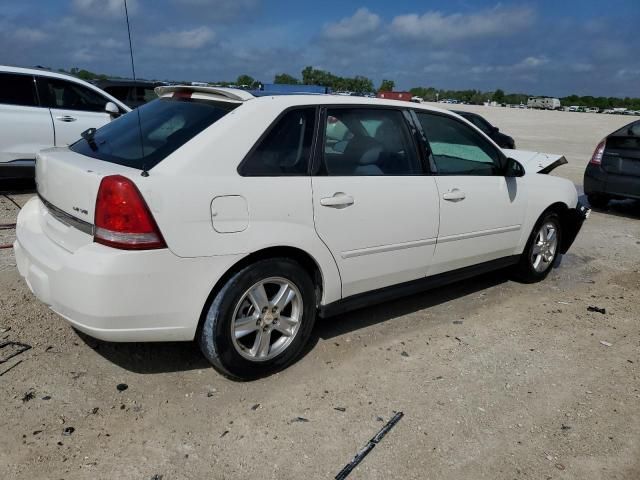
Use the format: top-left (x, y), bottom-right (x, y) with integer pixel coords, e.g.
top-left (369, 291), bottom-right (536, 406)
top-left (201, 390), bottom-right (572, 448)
top-left (513, 211), bottom-right (562, 283)
top-left (198, 258), bottom-right (316, 380)
top-left (587, 193), bottom-right (609, 209)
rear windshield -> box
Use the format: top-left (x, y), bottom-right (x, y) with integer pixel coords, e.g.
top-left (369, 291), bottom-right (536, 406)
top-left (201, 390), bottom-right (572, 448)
top-left (70, 97), bottom-right (238, 170)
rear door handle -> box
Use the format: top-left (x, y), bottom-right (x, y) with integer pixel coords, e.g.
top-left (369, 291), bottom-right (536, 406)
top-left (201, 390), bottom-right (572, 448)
top-left (56, 115), bottom-right (76, 122)
top-left (320, 192), bottom-right (354, 209)
top-left (443, 189), bottom-right (466, 202)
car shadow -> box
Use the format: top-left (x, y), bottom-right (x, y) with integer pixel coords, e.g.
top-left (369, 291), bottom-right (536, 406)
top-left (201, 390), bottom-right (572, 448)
top-left (76, 331), bottom-right (210, 374)
top-left (84, 269), bottom-right (511, 376)
top-left (580, 194), bottom-right (640, 220)
top-left (310, 269), bottom-right (510, 342)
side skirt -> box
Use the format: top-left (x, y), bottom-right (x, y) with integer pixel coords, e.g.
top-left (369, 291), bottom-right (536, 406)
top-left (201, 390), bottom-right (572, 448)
top-left (318, 255), bottom-right (520, 318)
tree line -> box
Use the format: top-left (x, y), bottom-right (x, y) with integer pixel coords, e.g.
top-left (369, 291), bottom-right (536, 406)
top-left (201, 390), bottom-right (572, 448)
top-left (52, 65), bottom-right (640, 110)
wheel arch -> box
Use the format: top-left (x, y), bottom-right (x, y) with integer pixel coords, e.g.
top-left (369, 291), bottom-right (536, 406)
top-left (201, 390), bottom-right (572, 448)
top-left (196, 246), bottom-right (327, 335)
top-left (535, 202), bottom-right (580, 254)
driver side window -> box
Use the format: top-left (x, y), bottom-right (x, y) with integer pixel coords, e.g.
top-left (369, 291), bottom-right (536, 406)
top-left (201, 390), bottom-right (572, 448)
top-left (417, 112), bottom-right (503, 176)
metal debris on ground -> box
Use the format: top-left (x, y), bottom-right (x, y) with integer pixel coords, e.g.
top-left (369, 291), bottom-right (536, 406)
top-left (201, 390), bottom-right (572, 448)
top-left (62, 426), bottom-right (75, 436)
top-left (0, 341), bottom-right (32, 364)
top-left (600, 340), bottom-right (613, 347)
top-left (116, 383), bottom-right (129, 392)
top-left (587, 306), bottom-right (606, 314)
top-left (22, 390), bottom-right (35, 402)
top-left (291, 416), bottom-right (309, 423)
top-left (0, 359), bottom-right (23, 377)
top-left (335, 412), bottom-right (404, 480)
top-left (334, 407), bottom-right (346, 412)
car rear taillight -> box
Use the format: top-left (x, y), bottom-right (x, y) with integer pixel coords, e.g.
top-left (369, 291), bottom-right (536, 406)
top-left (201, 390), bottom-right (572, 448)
top-left (94, 175), bottom-right (166, 250)
top-left (590, 140), bottom-right (606, 165)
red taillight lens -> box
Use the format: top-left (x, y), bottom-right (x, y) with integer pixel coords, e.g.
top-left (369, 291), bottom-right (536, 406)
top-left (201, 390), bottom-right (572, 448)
top-left (590, 140), bottom-right (606, 165)
top-left (94, 175), bottom-right (166, 250)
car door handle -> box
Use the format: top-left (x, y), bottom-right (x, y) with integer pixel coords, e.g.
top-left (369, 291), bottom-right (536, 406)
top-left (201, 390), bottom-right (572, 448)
top-left (320, 192), bottom-right (354, 208)
top-left (443, 189), bottom-right (466, 202)
top-left (55, 115), bottom-right (77, 122)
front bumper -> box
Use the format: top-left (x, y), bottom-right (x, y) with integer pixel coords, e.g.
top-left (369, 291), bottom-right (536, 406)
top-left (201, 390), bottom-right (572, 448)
top-left (14, 197), bottom-right (241, 342)
top-left (560, 201), bottom-right (590, 254)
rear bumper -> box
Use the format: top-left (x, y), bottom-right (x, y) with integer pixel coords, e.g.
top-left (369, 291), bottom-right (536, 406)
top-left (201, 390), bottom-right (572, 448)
top-left (560, 201), bottom-right (590, 254)
top-left (14, 197), bottom-right (241, 342)
top-left (584, 164), bottom-right (640, 200)
top-left (0, 160), bottom-right (35, 179)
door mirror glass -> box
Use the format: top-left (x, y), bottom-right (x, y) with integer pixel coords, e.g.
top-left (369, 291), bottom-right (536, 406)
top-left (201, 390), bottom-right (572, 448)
top-left (105, 101), bottom-right (120, 117)
top-left (505, 157), bottom-right (525, 177)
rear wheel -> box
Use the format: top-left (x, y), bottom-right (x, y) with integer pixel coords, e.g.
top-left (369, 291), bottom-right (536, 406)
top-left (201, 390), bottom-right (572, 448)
top-left (198, 258), bottom-right (316, 380)
top-left (587, 193), bottom-right (609, 209)
top-left (513, 212), bottom-right (562, 283)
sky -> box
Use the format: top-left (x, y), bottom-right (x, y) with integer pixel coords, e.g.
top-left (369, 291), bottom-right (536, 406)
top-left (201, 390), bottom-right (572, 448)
top-left (1, 0), bottom-right (639, 97)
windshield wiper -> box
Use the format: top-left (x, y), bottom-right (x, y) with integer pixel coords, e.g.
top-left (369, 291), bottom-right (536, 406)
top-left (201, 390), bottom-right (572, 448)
top-left (81, 128), bottom-right (98, 151)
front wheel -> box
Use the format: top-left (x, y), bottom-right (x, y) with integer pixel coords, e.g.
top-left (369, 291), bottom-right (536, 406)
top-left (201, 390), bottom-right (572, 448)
top-left (513, 212), bottom-right (562, 283)
top-left (198, 258), bottom-right (316, 380)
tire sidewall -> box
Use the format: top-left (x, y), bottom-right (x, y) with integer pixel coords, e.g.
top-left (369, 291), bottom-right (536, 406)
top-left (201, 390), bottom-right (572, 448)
top-left (520, 212), bottom-right (562, 281)
top-left (199, 258), bottom-right (316, 380)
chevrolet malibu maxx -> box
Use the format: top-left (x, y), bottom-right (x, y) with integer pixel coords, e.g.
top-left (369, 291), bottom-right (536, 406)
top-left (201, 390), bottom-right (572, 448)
top-left (15, 87), bottom-right (588, 379)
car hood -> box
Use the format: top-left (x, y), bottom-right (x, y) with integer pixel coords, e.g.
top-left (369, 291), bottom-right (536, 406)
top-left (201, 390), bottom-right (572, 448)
top-left (503, 149), bottom-right (568, 174)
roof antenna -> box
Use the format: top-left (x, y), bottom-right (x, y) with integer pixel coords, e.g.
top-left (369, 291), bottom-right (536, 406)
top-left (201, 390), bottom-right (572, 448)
top-left (123, 0), bottom-right (148, 177)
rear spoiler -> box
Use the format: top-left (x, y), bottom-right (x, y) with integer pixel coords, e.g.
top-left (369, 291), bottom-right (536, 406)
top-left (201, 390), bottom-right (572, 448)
top-left (154, 85), bottom-right (255, 102)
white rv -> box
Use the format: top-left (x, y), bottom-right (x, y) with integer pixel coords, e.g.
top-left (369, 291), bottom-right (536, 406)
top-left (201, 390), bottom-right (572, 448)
top-left (527, 97), bottom-right (561, 110)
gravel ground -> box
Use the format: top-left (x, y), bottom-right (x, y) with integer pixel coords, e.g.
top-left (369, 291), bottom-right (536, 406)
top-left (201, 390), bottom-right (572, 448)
top-left (0, 108), bottom-right (639, 480)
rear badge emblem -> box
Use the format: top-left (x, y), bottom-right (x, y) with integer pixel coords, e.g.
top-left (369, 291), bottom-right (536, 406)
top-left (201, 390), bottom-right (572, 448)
top-left (73, 206), bottom-right (89, 215)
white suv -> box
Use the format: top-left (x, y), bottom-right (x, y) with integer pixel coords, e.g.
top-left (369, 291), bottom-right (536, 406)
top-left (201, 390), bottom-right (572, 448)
top-left (0, 66), bottom-right (130, 179)
top-left (15, 86), bottom-right (588, 379)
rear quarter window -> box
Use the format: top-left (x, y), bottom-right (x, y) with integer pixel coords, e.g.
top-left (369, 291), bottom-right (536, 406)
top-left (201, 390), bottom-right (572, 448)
top-left (70, 97), bottom-right (238, 170)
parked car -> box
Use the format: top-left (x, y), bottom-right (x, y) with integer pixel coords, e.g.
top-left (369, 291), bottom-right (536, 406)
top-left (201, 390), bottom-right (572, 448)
top-left (0, 66), bottom-right (130, 179)
top-left (584, 119), bottom-right (640, 208)
top-left (14, 87), bottom-right (588, 379)
top-left (452, 110), bottom-right (516, 149)
top-left (92, 79), bottom-right (163, 109)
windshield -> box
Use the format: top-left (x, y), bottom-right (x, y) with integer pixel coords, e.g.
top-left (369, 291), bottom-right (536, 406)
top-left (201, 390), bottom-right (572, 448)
top-left (70, 97), bottom-right (239, 170)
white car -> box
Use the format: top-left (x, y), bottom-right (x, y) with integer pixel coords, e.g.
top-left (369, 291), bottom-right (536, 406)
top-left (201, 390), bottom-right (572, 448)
top-left (0, 66), bottom-right (130, 179)
top-left (14, 86), bottom-right (588, 379)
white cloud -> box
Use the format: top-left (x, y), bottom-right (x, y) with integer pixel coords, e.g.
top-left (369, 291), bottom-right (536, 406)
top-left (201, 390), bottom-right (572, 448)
top-left (391, 6), bottom-right (534, 42)
top-left (147, 27), bottom-right (216, 49)
top-left (514, 56), bottom-right (549, 69)
top-left (13, 28), bottom-right (48, 43)
top-left (72, 0), bottom-right (137, 18)
top-left (322, 8), bottom-right (381, 40)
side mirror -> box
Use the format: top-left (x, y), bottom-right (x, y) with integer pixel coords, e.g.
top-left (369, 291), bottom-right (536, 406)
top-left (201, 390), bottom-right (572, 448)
top-left (492, 126), bottom-right (500, 133)
top-left (105, 101), bottom-right (120, 118)
top-left (505, 157), bottom-right (525, 177)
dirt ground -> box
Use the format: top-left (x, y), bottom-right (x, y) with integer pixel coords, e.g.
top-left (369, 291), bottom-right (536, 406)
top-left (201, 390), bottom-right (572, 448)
top-left (1, 107), bottom-right (639, 480)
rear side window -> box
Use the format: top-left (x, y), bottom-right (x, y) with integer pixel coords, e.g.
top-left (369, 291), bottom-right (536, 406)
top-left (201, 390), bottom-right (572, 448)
top-left (0, 73), bottom-right (38, 107)
top-left (239, 108), bottom-right (316, 176)
top-left (70, 97), bottom-right (238, 170)
top-left (321, 108), bottom-right (421, 176)
top-left (416, 112), bottom-right (503, 176)
top-left (39, 77), bottom-right (108, 112)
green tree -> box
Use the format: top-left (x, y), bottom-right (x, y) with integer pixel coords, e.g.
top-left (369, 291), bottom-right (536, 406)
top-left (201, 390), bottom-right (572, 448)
top-left (493, 89), bottom-right (505, 103)
top-left (274, 73), bottom-right (300, 84)
top-left (236, 74), bottom-right (256, 88)
top-left (379, 79), bottom-right (395, 92)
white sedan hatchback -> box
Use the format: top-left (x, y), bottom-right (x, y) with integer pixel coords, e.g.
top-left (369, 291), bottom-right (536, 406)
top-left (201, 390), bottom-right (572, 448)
top-left (15, 87), bottom-right (588, 379)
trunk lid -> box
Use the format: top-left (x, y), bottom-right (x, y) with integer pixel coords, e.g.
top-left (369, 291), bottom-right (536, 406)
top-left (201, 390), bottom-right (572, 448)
top-left (601, 135), bottom-right (640, 177)
top-left (503, 149), bottom-right (568, 174)
top-left (35, 147), bottom-right (140, 252)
